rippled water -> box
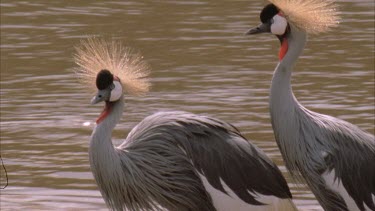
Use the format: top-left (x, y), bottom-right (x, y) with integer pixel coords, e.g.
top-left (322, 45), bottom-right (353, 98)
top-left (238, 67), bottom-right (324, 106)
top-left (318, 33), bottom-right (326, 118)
top-left (1, 1), bottom-right (374, 210)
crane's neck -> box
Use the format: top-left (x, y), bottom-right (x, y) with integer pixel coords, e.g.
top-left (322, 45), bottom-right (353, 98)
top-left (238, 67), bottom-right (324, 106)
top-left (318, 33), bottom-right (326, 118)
top-left (270, 25), bottom-right (307, 145)
top-left (89, 95), bottom-right (125, 179)
top-left (90, 95), bottom-right (124, 147)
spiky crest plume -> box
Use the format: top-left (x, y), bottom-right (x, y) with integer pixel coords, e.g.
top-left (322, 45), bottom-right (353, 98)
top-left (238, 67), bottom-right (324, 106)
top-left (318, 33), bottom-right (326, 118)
top-left (269, 0), bottom-right (340, 34)
top-left (74, 37), bottom-right (150, 96)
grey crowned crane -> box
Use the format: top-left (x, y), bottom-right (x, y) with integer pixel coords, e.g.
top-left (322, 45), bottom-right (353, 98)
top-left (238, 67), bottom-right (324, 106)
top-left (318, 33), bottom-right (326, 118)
top-left (74, 38), bottom-right (297, 211)
top-left (246, 0), bottom-right (375, 210)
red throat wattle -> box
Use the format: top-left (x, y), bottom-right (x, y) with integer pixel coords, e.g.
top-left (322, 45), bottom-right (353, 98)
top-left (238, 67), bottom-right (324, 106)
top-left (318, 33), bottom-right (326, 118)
top-left (279, 38), bottom-right (288, 61)
top-left (96, 101), bottom-right (113, 124)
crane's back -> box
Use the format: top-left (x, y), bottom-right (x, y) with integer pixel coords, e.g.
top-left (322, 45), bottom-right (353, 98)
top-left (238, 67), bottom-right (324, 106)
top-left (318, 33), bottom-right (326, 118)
top-left (114, 111), bottom-right (296, 211)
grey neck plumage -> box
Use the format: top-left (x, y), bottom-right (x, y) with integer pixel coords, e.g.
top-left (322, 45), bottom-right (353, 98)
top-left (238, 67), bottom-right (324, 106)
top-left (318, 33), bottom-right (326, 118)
top-left (90, 95), bottom-right (124, 153)
top-left (269, 24), bottom-right (308, 173)
top-left (270, 25), bottom-right (307, 117)
top-left (89, 95), bottom-right (125, 207)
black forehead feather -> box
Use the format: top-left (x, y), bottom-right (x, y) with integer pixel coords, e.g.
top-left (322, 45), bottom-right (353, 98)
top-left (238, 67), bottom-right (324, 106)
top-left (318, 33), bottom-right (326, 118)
top-left (260, 4), bottom-right (279, 23)
top-left (96, 69), bottom-right (114, 90)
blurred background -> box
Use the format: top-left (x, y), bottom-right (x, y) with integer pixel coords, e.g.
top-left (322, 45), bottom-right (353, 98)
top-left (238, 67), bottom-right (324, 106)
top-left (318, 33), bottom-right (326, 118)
top-left (0, 0), bottom-right (374, 210)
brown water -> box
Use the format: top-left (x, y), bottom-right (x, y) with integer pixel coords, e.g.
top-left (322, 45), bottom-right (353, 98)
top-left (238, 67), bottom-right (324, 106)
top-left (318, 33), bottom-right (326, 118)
top-left (0, 1), bottom-right (374, 210)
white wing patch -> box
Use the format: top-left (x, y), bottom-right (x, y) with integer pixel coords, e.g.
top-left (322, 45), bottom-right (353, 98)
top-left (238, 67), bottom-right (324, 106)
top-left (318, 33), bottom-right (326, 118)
top-left (198, 173), bottom-right (295, 211)
top-left (322, 169), bottom-right (373, 211)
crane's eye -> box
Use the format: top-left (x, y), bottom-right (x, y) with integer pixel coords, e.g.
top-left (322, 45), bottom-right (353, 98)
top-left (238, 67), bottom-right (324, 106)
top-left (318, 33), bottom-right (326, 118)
top-left (109, 81), bottom-right (122, 102)
top-left (271, 15), bottom-right (288, 35)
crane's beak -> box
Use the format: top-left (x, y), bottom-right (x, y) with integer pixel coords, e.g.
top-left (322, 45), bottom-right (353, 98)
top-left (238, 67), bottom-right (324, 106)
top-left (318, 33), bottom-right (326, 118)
top-left (245, 23), bottom-right (271, 35)
top-left (91, 89), bottom-right (109, 105)
top-left (91, 95), bottom-right (101, 105)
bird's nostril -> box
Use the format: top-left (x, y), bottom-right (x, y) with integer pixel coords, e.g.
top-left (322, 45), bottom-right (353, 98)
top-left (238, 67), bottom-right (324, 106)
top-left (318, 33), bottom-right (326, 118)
top-left (98, 95), bottom-right (102, 98)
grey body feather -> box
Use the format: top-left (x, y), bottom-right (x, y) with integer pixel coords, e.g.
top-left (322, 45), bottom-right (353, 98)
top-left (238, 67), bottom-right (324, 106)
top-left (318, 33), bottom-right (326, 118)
top-left (270, 24), bottom-right (375, 211)
top-left (90, 95), bottom-right (293, 211)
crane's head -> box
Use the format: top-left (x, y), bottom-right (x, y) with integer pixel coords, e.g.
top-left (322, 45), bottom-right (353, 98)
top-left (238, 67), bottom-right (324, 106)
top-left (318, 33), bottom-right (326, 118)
top-left (245, 0), bottom-right (339, 59)
top-left (245, 3), bottom-right (290, 61)
top-left (90, 69), bottom-right (124, 123)
top-left (246, 4), bottom-right (287, 40)
top-left (74, 38), bottom-right (151, 123)
top-left (91, 69), bottom-right (122, 104)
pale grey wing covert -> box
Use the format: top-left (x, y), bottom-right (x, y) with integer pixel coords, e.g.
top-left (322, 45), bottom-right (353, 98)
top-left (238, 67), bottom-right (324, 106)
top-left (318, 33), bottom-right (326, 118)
top-left (290, 107), bottom-right (375, 211)
top-left (317, 118), bottom-right (375, 211)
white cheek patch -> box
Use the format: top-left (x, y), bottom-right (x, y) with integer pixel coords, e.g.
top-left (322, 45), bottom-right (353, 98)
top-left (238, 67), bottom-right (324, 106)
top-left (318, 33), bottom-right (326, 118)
top-left (271, 15), bottom-right (288, 35)
top-left (109, 81), bottom-right (122, 102)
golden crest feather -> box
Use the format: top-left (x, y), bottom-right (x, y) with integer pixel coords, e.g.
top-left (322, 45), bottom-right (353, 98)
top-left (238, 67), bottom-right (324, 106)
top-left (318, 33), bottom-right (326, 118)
top-left (74, 37), bottom-right (150, 96)
top-left (268, 0), bottom-right (340, 34)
